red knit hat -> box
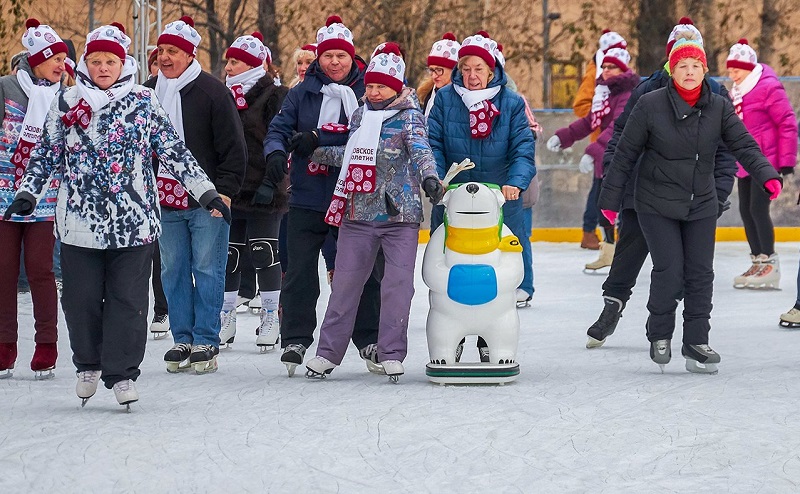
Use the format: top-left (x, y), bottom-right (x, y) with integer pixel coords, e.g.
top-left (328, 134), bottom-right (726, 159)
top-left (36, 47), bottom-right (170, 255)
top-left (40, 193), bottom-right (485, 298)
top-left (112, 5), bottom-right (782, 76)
top-left (64, 57), bottom-right (75, 78)
top-left (726, 38), bottom-right (758, 71)
top-left (316, 15), bottom-right (355, 59)
top-left (85, 23), bottom-right (130, 62)
top-left (602, 47), bottom-right (631, 72)
top-left (226, 31), bottom-right (271, 67)
top-left (300, 43), bottom-right (317, 55)
top-left (428, 32), bottom-right (460, 69)
top-left (364, 48), bottom-right (405, 94)
top-left (458, 31), bottom-right (497, 70)
top-left (22, 18), bottom-right (68, 68)
top-left (158, 16), bottom-right (201, 56)
top-left (669, 38), bottom-right (707, 72)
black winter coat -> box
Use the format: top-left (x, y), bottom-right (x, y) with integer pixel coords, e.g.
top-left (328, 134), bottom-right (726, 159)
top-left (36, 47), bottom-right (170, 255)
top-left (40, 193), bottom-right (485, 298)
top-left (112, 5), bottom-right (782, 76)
top-left (232, 75), bottom-right (289, 213)
top-left (599, 80), bottom-right (780, 221)
top-left (145, 71), bottom-right (247, 209)
top-left (602, 69), bottom-right (737, 211)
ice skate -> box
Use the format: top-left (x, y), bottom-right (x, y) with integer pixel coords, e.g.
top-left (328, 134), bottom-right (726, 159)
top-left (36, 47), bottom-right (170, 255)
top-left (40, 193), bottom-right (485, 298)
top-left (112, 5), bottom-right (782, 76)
top-left (76, 370), bottom-right (101, 407)
top-left (583, 242), bottom-right (614, 274)
top-left (112, 379), bottom-right (138, 412)
top-left (382, 360), bottom-right (404, 383)
top-left (149, 313), bottom-right (170, 340)
top-left (0, 342), bottom-right (17, 379)
top-left (235, 295), bottom-right (251, 313)
top-left (359, 343), bottom-right (384, 374)
top-left (681, 344), bottom-right (720, 374)
top-left (305, 356), bottom-right (336, 379)
top-left (779, 306), bottom-right (800, 328)
top-left (733, 255), bottom-right (760, 288)
top-left (255, 309), bottom-right (280, 352)
top-left (280, 344), bottom-right (306, 377)
top-left (515, 289), bottom-right (532, 308)
top-left (164, 343), bottom-right (192, 373)
top-left (586, 296), bottom-right (625, 348)
top-left (30, 343), bottom-right (57, 380)
top-left (745, 253), bottom-right (780, 290)
top-left (249, 294), bottom-right (262, 315)
top-left (219, 309), bottom-right (237, 348)
top-left (189, 345), bottom-right (219, 374)
top-left (55, 279), bottom-right (63, 298)
top-left (650, 339), bottom-right (671, 373)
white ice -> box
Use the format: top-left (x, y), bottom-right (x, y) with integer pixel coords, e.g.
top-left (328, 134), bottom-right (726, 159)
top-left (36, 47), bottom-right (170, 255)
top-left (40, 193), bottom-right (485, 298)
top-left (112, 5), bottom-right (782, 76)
top-left (3, 241), bottom-right (800, 493)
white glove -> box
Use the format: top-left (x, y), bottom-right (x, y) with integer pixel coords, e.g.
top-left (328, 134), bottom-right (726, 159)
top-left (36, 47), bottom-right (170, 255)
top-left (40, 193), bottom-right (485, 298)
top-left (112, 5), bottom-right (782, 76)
top-left (546, 135), bottom-right (561, 152)
top-left (579, 154), bottom-right (594, 174)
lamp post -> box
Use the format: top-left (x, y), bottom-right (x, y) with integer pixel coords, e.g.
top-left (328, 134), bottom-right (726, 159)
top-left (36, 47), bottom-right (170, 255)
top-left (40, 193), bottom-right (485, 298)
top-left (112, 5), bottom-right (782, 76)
top-left (542, 0), bottom-right (561, 108)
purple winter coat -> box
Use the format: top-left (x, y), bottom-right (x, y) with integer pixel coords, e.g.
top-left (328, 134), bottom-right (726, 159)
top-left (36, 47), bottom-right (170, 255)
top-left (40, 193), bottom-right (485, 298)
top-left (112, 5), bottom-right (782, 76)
top-left (555, 69), bottom-right (639, 178)
top-left (733, 64), bottom-right (798, 178)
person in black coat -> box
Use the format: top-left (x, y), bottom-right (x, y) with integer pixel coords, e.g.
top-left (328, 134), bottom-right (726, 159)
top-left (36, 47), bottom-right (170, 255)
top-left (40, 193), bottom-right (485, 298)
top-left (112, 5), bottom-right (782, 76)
top-left (598, 37), bottom-right (782, 374)
top-left (585, 21), bottom-right (738, 350)
top-left (217, 32), bottom-right (288, 351)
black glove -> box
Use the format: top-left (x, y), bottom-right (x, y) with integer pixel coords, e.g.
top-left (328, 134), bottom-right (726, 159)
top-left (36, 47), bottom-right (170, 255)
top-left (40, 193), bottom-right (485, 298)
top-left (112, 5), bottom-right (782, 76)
top-left (206, 197), bottom-right (232, 225)
top-left (3, 197), bottom-right (34, 220)
top-left (264, 151), bottom-right (288, 185)
top-left (287, 130), bottom-right (319, 158)
top-left (717, 199), bottom-right (731, 218)
top-left (422, 177), bottom-right (444, 205)
top-left (251, 182), bottom-right (275, 206)
top-left (779, 167), bottom-right (794, 176)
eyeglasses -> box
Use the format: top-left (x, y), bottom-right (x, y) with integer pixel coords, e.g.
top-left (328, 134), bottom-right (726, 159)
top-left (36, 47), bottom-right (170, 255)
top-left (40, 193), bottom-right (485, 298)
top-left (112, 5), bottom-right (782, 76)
top-left (601, 64), bottom-right (621, 71)
top-left (427, 67), bottom-right (445, 77)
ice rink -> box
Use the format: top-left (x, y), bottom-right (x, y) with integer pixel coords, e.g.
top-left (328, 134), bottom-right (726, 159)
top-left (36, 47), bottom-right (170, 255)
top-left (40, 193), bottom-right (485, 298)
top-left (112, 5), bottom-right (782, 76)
top-left (2, 241), bottom-right (800, 493)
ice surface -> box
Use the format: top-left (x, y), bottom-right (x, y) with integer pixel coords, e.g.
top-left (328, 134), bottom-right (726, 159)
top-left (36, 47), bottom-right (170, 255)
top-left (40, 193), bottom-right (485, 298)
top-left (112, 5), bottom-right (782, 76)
top-left (3, 241), bottom-right (800, 492)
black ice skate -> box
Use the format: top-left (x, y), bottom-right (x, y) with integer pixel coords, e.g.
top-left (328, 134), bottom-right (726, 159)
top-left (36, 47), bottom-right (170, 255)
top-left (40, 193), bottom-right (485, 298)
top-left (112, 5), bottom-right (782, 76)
top-left (189, 345), bottom-right (219, 374)
top-left (164, 343), bottom-right (192, 373)
top-left (280, 344), bottom-right (306, 377)
top-left (650, 339), bottom-right (671, 373)
top-left (358, 344), bottom-right (383, 374)
top-left (681, 344), bottom-right (720, 374)
top-left (149, 313), bottom-right (170, 340)
top-left (586, 296), bottom-right (625, 348)
top-left (305, 356), bottom-right (336, 379)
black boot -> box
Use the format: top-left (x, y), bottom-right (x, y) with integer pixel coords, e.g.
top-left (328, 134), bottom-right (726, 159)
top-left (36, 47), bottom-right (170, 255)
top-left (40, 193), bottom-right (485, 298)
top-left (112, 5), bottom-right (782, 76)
top-left (586, 296), bottom-right (625, 348)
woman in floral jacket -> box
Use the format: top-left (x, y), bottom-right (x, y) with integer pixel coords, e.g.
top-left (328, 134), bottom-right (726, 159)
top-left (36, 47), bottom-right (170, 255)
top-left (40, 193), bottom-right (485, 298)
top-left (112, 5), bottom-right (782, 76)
top-left (5, 24), bottom-right (228, 409)
top-left (303, 48), bottom-right (443, 381)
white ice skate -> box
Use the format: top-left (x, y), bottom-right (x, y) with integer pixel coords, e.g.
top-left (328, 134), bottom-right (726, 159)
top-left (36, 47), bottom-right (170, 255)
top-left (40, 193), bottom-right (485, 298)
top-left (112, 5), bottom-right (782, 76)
top-left (189, 345), bottom-right (219, 374)
top-left (382, 360), bottom-right (404, 384)
top-left (745, 254), bottom-right (780, 290)
top-left (112, 379), bottom-right (138, 412)
top-left (305, 356), bottom-right (336, 379)
top-left (681, 344), bottom-right (720, 374)
top-left (583, 242), bottom-right (614, 274)
top-left (779, 307), bottom-right (800, 328)
top-left (280, 344), bottom-right (306, 377)
top-left (249, 294), bottom-right (262, 315)
top-left (515, 289), bottom-right (532, 308)
top-left (358, 343), bottom-right (384, 374)
top-left (149, 314), bottom-right (170, 340)
top-left (733, 255), bottom-right (759, 288)
top-left (255, 309), bottom-right (280, 353)
top-left (76, 370), bottom-right (101, 407)
top-left (219, 310), bottom-right (237, 349)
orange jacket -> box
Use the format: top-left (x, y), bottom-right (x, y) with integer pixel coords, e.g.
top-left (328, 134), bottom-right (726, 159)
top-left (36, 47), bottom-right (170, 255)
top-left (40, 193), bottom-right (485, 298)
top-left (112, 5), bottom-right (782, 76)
top-left (573, 60), bottom-right (600, 142)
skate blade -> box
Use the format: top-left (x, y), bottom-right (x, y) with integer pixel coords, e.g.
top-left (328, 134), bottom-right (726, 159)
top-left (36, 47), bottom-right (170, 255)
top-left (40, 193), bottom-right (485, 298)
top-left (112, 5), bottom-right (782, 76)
top-left (166, 360), bottom-right (192, 373)
top-left (388, 375), bottom-right (400, 384)
top-left (583, 267), bottom-right (610, 275)
top-left (516, 300), bottom-right (531, 308)
top-left (34, 369), bottom-right (55, 380)
top-left (192, 357), bottom-right (218, 374)
top-left (658, 364), bottom-right (665, 374)
top-left (151, 331), bottom-right (169, 340)
top-left (80, 398), bottom-right (90, 408)
top-left (586, 336), bottom-right (606, 349)
top-left (305, 368), bottom-right (332, 379)
top-left (779, 320), bottom-right (800, 328)
top-left (685, 359), bottom-right (718, 374)
top-left (284, 362), bottom-right (299, 377)
top-left (0, 369), bottom-right (13, 379)
top-left (365, 360), bottom-right (385, 375)
top-left (746, 283), bottom-right (779, 290)
top-left (257, 344), bottom-right (278, 353)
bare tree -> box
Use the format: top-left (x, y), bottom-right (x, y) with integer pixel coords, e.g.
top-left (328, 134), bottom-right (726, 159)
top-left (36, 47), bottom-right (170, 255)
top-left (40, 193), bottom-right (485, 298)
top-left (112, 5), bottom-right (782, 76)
top-left (0, 0), bottom-right (32, 74)
top-left (636, 0), bottom-right (676, 74)
top-left (257, 0), bottom-right (279, 65)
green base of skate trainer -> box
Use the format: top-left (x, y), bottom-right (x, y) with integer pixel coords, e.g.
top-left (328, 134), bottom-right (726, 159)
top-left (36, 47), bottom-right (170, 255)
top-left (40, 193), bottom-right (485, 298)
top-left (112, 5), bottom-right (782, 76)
top-left (426, 363), bottom-right (519, 384)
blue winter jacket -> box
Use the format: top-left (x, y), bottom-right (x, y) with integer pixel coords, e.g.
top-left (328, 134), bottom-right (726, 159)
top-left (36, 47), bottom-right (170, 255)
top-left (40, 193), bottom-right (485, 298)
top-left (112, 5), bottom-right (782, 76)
top-left (263, 60), bottom-right (365, 212)
top-left (427, 64), bottom-right (536, 198)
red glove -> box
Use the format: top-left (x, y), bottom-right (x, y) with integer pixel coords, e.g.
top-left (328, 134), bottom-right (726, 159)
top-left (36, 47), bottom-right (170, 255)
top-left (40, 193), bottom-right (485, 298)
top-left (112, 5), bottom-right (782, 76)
top-left (601, 209), bottom-right (618, 225)
top-left (765, 179), bottom-right (782, 200)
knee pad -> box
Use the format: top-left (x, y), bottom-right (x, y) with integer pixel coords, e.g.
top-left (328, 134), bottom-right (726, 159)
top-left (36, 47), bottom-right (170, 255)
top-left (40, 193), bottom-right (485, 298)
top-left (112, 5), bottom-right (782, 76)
top-left (227, 243), bottom-right (245, 274)
top-left (250, 238), bottom-right (279, 269)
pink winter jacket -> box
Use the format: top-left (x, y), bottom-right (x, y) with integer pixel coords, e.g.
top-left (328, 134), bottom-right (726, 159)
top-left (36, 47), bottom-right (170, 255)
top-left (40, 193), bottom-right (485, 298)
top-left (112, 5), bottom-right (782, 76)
top-left (734, 64), bottom-right (798, 178)
top-left (555, 69), bottom-right (639, 178)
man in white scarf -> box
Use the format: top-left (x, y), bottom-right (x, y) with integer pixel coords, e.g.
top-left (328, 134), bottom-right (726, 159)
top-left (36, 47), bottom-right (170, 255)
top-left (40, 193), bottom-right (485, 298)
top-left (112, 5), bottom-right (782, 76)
top-left (145, 16), bottom-right (247, 375)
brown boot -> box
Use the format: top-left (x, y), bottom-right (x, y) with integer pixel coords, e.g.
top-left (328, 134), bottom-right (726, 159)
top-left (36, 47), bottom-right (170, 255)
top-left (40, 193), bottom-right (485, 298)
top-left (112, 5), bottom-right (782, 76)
top-left (581, 231), bottom-right (600, 250)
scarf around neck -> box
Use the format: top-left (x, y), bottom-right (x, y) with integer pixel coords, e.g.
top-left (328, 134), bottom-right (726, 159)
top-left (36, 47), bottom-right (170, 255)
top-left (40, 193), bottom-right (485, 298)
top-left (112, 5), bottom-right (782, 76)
top-left (674, 80), bottom-right (702, 107)
top-left (590, 80), bottom-right (612, 130)
top-left (424, 87), bottom-right (438, 118)
top-left (730, 63), bottom-right (763, 120)
top-left (226, 66), bottom-right (267, 110)
top-left (318, 82), bottom-right (359, 127)
top-left (454, 84), bottom-right (501, 139)
top-left (12, 70), bottom-right (61, 190)
top-left (154, 59), bottom-right (202, 209)
top-left (62, 56), bottom-right (138, 130)
top-left (325, 108), bottom-right (400, 226)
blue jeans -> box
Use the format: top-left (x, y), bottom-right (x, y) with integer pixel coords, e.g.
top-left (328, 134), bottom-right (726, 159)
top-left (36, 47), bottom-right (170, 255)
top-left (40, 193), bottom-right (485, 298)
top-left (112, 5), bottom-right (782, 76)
top-left (522, 207), bottom-right (534, 297)
top-left (160, 208), bottom-right (230, 347)
top-left (583, 177), bottom-right (601, 232)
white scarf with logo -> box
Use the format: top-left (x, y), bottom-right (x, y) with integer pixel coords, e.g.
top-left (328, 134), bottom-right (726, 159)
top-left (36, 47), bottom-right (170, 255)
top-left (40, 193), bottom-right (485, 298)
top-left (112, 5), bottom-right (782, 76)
top-left (318, 83), bottom-right (358, 127)
top-left (226, 65), bottom-right (266, 110)
top-left (730, 63), bottom-right (763, 120)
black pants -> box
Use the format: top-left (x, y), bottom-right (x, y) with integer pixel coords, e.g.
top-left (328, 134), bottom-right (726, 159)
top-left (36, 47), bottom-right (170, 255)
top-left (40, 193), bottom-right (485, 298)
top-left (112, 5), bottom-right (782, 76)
top-left (151, 240), bottom-right (168, 317)
top-left (280, 207), bottom-right (380, 349)
top-left (738, 176), bottom-right (775, 256)
top-left (638, 213), bottom-right (717, 344)
top-left (61, 243), bottom-right (154, 388)
top-left (601, 208), bottom-right (651, 303)
top-left (226, 210), bottom-right (282, 293)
